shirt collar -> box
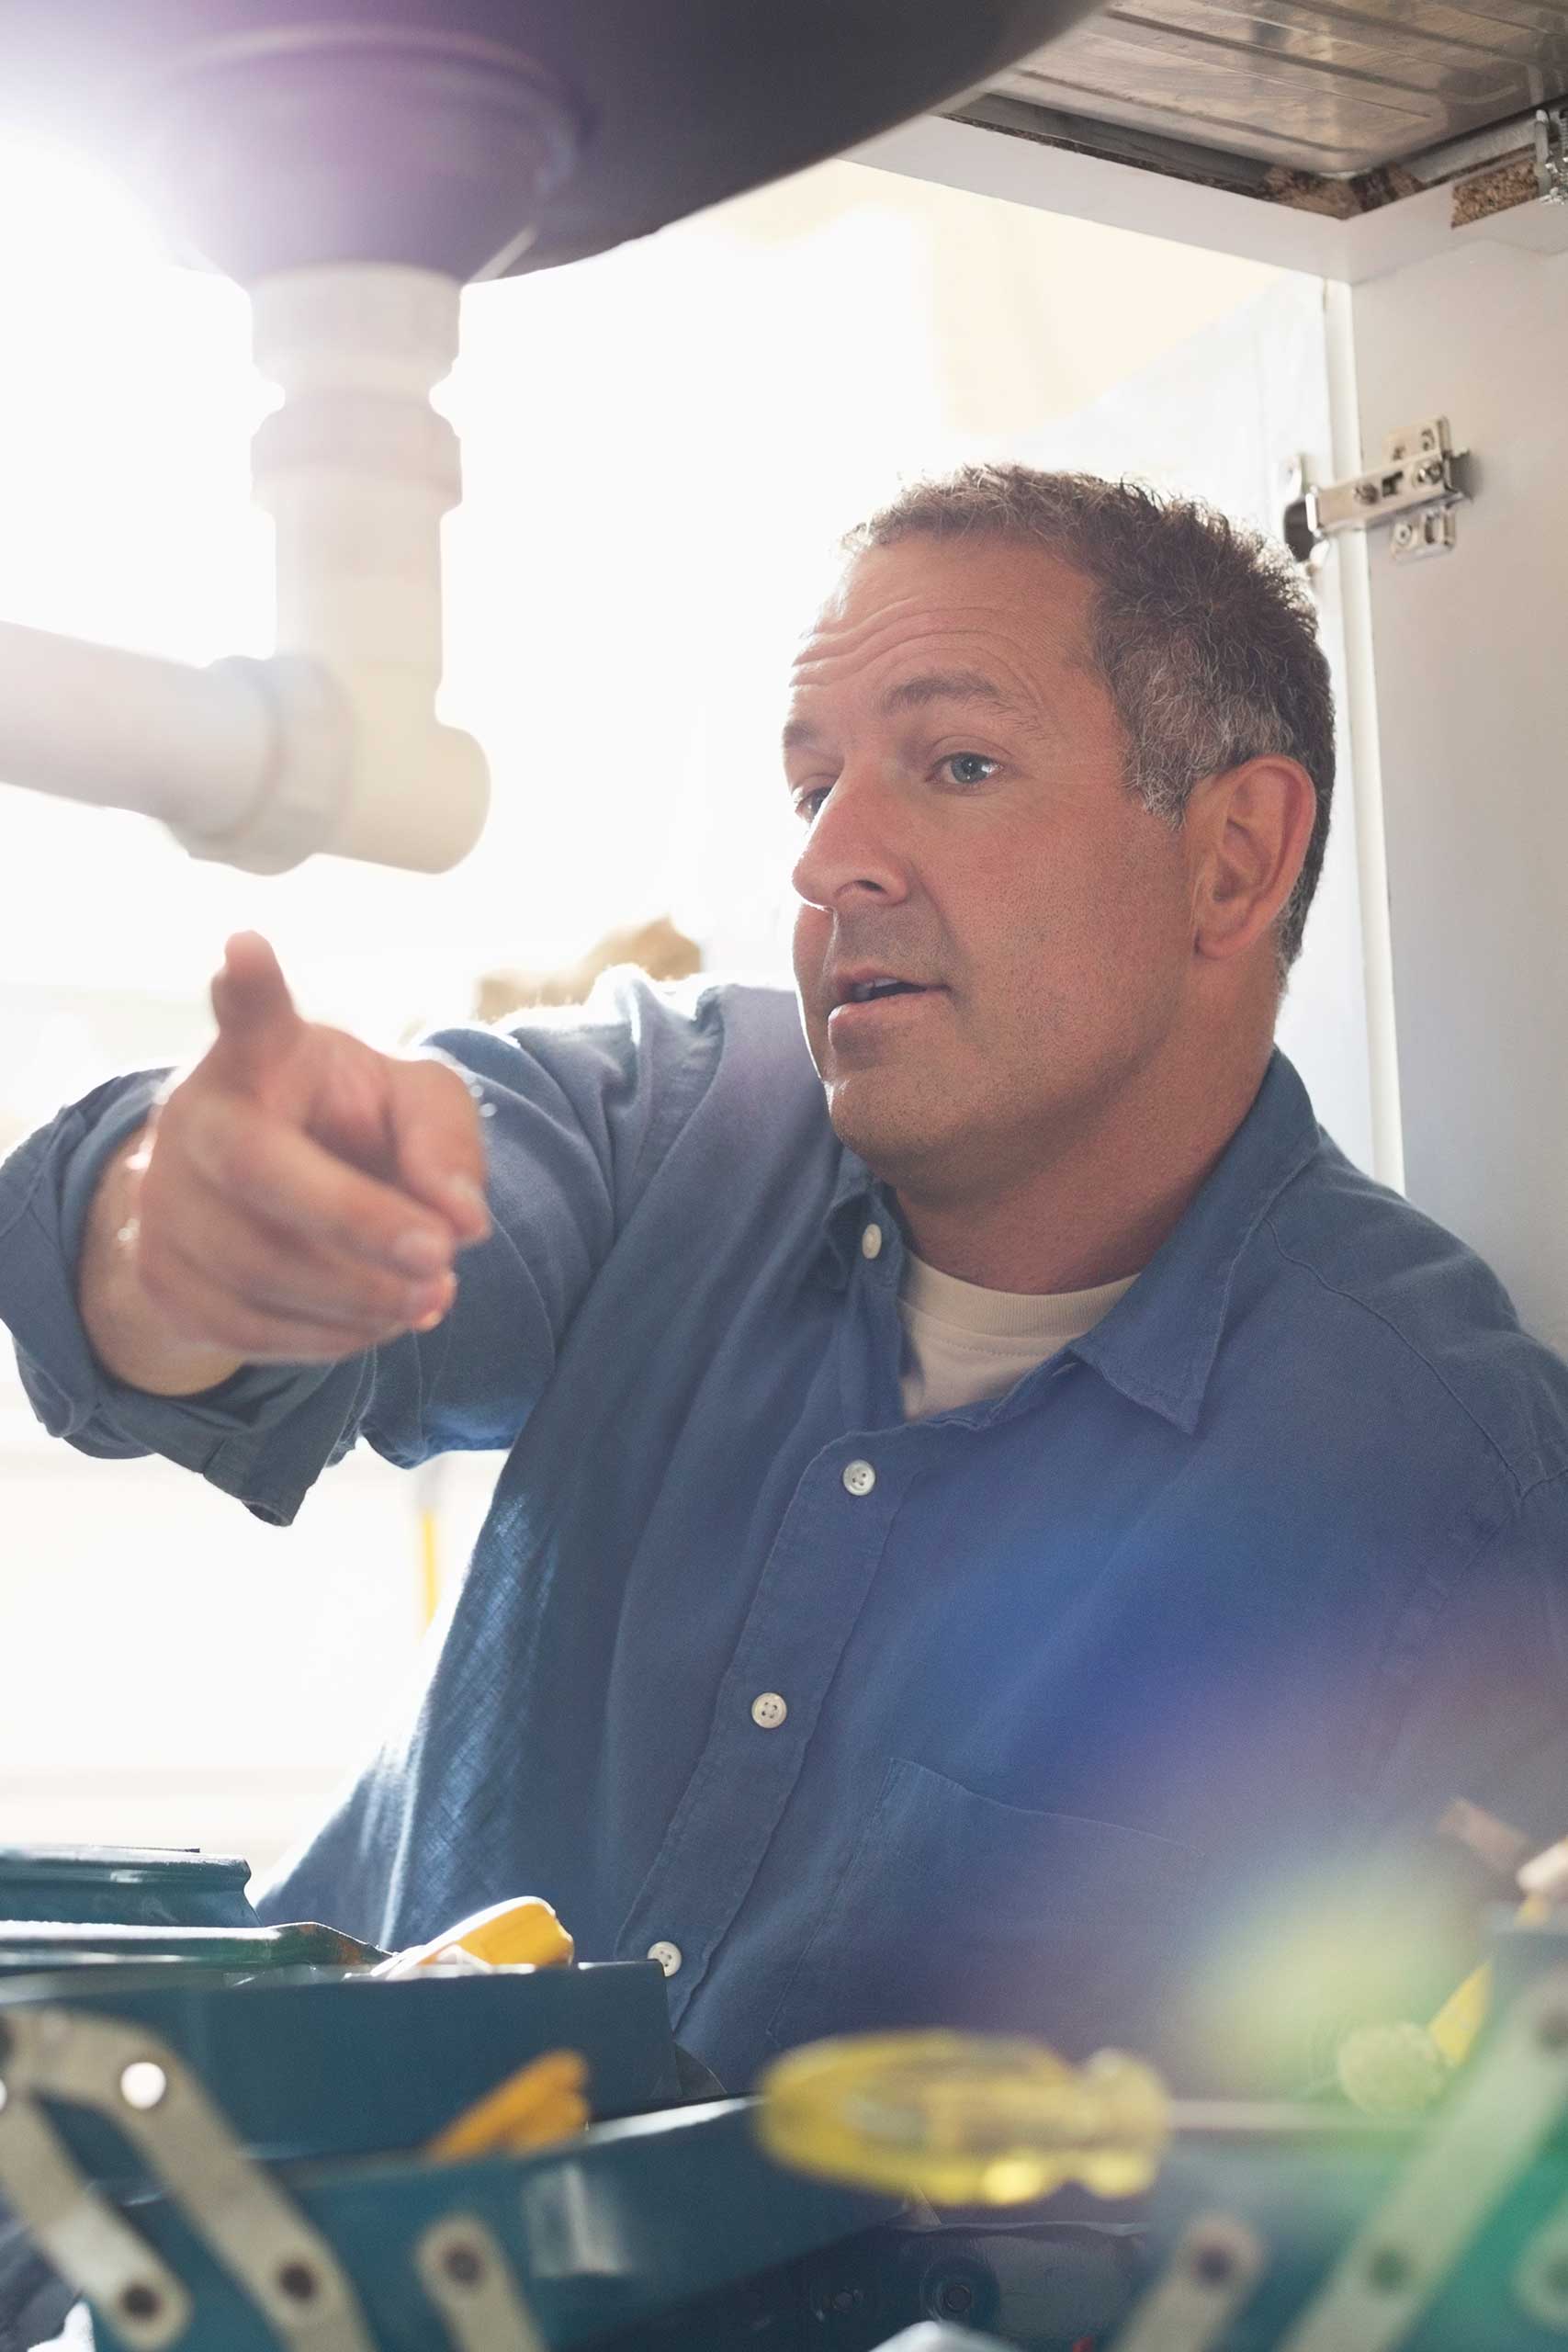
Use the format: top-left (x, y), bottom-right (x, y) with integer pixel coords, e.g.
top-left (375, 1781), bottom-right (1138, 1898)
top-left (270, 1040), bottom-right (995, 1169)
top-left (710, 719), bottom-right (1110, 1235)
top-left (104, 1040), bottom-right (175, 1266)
top-left (821, 1149), bottom-right (881, 1289)
top-left (1067, 1051), bottom-right (1323, 1433)
top-left (819, 1051), bottom-right (1325, 1430)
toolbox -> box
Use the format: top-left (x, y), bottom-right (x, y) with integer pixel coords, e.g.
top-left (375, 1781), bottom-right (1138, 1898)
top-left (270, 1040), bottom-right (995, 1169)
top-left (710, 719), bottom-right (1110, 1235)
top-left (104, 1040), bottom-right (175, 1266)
top-left (4, 1849), bottom-right (1568, 2352)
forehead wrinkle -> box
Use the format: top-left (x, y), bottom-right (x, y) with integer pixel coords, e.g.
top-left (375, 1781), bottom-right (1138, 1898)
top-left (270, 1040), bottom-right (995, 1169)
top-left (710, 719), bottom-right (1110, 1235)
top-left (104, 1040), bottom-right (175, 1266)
top-left (788, 594), bottom-right (931, 692)
top-left (787, 605), bottom-right (1066, 755)
top-left (784, 669), bottom-right (1030, 754)
top-left (877, 670), bottom-right (1032, 725)
top-left (792, 594), bottom-right (1043, 679)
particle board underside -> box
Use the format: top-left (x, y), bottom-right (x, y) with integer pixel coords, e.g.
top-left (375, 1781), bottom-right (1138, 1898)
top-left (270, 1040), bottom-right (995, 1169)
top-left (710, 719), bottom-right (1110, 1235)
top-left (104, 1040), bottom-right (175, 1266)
top-left (989, 0), bottom-right (1568, 176)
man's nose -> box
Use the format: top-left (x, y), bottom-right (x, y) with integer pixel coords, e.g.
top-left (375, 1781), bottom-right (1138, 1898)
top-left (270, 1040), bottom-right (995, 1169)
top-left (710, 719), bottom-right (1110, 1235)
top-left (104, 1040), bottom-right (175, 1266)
top-left (791, 765), bottom-right (911, 910)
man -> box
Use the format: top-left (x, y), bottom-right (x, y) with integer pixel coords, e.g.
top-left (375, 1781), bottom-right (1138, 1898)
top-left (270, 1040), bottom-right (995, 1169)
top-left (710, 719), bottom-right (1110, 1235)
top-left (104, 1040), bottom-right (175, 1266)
top-left (3, 465), bottom-right (1566, 2098)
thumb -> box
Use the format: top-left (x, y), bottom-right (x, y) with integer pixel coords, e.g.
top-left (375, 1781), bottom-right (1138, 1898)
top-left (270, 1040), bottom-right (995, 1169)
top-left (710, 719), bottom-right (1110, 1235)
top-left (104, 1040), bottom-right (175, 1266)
top-left (208, 933), bottom-right (304, 1088)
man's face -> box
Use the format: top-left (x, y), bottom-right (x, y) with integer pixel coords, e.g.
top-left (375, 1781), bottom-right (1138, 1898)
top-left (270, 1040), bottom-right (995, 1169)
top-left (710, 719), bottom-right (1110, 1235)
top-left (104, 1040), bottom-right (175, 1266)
top-left (787, 535), bottom-right (1201, 1201)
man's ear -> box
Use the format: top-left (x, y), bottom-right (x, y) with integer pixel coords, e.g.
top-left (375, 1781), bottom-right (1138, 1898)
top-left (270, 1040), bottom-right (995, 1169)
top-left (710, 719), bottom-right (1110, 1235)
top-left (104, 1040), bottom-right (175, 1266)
top-left (1188, 757), bottom-right (1318, 964)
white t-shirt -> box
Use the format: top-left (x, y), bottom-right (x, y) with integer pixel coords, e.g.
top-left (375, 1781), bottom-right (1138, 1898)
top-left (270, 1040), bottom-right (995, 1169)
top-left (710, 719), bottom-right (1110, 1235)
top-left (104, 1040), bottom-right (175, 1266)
top-left (899, 1250), bottom-right (1137, 1419)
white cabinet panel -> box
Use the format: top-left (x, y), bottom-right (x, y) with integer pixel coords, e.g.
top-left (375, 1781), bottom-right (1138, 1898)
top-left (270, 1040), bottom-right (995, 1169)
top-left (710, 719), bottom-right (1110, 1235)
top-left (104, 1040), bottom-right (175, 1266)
top-left (1350, 239), bottom-right (1568, 1350)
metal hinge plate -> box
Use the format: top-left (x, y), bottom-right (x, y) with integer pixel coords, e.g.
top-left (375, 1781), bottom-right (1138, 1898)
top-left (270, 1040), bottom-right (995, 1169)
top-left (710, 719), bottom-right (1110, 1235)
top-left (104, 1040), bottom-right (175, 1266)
top-left (1283, 418), bottom-right (1472, 567)
top-left (1537, 104), bottom-right (1568, 205)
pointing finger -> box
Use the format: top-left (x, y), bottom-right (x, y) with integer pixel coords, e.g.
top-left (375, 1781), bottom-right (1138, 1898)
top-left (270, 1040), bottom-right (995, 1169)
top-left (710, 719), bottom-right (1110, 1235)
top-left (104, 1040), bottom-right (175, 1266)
top-left (209, 933), bottom-right (303, 1087)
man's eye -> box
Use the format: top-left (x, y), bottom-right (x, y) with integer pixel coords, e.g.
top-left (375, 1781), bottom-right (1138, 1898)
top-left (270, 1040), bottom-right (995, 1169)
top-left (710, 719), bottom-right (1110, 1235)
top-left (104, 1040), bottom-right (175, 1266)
top-left (795, 786), bottom-right (831, 820)
top-left (941, 753), bottom-right (998, 786)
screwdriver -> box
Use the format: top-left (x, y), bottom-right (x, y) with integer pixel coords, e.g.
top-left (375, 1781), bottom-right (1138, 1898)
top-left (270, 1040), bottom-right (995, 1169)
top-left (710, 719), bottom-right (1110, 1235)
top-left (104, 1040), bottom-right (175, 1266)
top-left (757, 2030), bottom-right (1169, 2205)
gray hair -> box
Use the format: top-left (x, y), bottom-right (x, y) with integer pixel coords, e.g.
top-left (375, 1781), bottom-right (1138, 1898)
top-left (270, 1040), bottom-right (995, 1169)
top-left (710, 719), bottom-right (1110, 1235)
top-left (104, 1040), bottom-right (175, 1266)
top-left (843, 465), bottom-right (1335, 972)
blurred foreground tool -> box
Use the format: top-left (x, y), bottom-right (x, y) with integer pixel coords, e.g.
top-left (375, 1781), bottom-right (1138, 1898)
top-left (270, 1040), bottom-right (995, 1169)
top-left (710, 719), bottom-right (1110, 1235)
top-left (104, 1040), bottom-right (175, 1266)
top-left (1426, 1815), bottom-right (1568, 2065)
top-left (1335, 2018), bottom-right (1455, 2117)
top-left (1337, 1824), bottom-right (1568, 2114)
top-left (757, 2030), bottom-right (1169, 2204)
top-left (427, 2048), bottom-right (590, 2159)
top-left (373, 1895), bottom-right (575, 1978)
top-left (0, 1919), bottom-right (388, 1978)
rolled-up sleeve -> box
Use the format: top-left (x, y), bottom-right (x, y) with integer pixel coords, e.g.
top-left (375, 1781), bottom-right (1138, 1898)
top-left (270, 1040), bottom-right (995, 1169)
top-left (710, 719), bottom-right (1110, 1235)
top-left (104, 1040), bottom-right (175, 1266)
top-left (0, 969), bottom-right (725, 1525)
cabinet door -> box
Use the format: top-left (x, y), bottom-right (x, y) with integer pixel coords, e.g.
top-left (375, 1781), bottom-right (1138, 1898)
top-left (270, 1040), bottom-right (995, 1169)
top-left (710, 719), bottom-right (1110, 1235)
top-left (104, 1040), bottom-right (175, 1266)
top-left (1348, 239), bottom-right (1568, 1353)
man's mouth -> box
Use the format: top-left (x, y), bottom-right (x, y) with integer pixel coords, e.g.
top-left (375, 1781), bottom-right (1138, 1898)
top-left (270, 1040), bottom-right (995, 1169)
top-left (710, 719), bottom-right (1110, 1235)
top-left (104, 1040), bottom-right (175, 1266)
top-left (829, 966), bottom-right (941, 1010)
top-left (825, 971), bottom-right (945, 1035)
top-left (844, 978), bottom-right (925, 1004)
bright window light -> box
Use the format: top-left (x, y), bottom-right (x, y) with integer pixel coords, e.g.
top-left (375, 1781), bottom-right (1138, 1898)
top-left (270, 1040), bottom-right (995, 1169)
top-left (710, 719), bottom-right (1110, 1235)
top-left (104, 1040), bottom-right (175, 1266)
top-left (0, 141), bottom-right (1285, 1871)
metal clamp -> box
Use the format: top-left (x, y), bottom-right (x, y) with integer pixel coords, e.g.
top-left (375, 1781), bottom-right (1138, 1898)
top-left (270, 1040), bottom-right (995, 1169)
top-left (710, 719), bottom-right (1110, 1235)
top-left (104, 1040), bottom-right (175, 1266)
top-left (1537, 105), bottom-right (1568, 205)
top-left (1108, 1965), bottom-right (1568, 2352)
top-left (415, 2215), bottom-right (549, 2352)
top-left (0, 2005), bottom-right (377, 2352)
top-left (1277, 1963), bottom-right (1568, 2350)
top-left (1111, 2212), bottom-right (1267, 2352)
top-left (1283, 419), bottom-right (1471, 567)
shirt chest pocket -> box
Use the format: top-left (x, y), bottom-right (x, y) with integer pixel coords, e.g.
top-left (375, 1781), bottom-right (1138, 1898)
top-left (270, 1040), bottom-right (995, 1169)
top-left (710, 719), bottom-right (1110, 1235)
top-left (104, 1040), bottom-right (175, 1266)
top-left (764, 1758), bottom-right (1203, 2063)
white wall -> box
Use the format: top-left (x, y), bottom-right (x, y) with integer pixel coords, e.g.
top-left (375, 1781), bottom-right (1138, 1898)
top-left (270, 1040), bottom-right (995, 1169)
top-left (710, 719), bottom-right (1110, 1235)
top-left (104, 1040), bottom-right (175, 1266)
top-left (1348, 239), bottom-right (1568, 1351)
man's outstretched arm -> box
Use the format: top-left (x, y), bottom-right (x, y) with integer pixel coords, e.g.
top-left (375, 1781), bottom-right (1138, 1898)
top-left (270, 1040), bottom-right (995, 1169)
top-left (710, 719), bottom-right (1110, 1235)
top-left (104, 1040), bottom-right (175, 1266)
top-left (74, 931), bottom-right (491, 1396)
top-left (2, 945), bottom-right (730, 1518)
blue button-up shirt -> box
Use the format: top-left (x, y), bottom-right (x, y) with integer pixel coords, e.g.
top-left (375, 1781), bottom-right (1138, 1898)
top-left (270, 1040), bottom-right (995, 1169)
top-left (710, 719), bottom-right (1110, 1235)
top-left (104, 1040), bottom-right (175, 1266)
top-left (4, 975), bottom-right (1568, 2095)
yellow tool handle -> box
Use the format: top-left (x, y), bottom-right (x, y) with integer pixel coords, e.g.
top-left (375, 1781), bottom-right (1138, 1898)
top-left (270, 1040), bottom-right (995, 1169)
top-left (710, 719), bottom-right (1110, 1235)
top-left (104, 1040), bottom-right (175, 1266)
top-left (757, 2030), bottom-right (1169, 2206)
top-left (1426, 1893), bottom-right (1551, 2067)
top-left (428, 2050), bottom-right (590, 2161)
top-left (1337, 1882), bottom-right (1559, 2112)
top-left (374, 1896), bottom-right (575, 1979)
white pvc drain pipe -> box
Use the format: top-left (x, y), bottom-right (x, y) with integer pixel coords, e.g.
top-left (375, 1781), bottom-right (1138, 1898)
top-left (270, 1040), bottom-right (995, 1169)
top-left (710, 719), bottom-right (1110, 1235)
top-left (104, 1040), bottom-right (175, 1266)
top-left (0, 262), bottom-right (490, 876)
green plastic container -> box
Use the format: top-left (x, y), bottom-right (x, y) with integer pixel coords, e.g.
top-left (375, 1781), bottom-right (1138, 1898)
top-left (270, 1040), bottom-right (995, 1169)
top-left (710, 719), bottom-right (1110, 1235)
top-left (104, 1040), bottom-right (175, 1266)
top-left (0, 1845), bottom-right (258, 1930)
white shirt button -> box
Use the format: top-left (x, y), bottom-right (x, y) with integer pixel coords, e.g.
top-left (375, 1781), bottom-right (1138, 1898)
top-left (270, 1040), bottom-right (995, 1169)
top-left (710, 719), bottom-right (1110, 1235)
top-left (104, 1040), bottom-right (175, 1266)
top-left (647, 1940), bottom-right (683, 1977)
top-left (861, 1222), bottom-right (883, 1260)
top-left (750, 1691), bottom-right (788, 1729)
top-left (842, 1458), bottom-right (877, 1498)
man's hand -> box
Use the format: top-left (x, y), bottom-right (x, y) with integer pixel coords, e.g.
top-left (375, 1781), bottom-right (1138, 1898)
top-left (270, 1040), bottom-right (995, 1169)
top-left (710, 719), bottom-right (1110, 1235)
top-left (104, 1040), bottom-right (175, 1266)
top-left (77, 933), bottom-right (491, 1396)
